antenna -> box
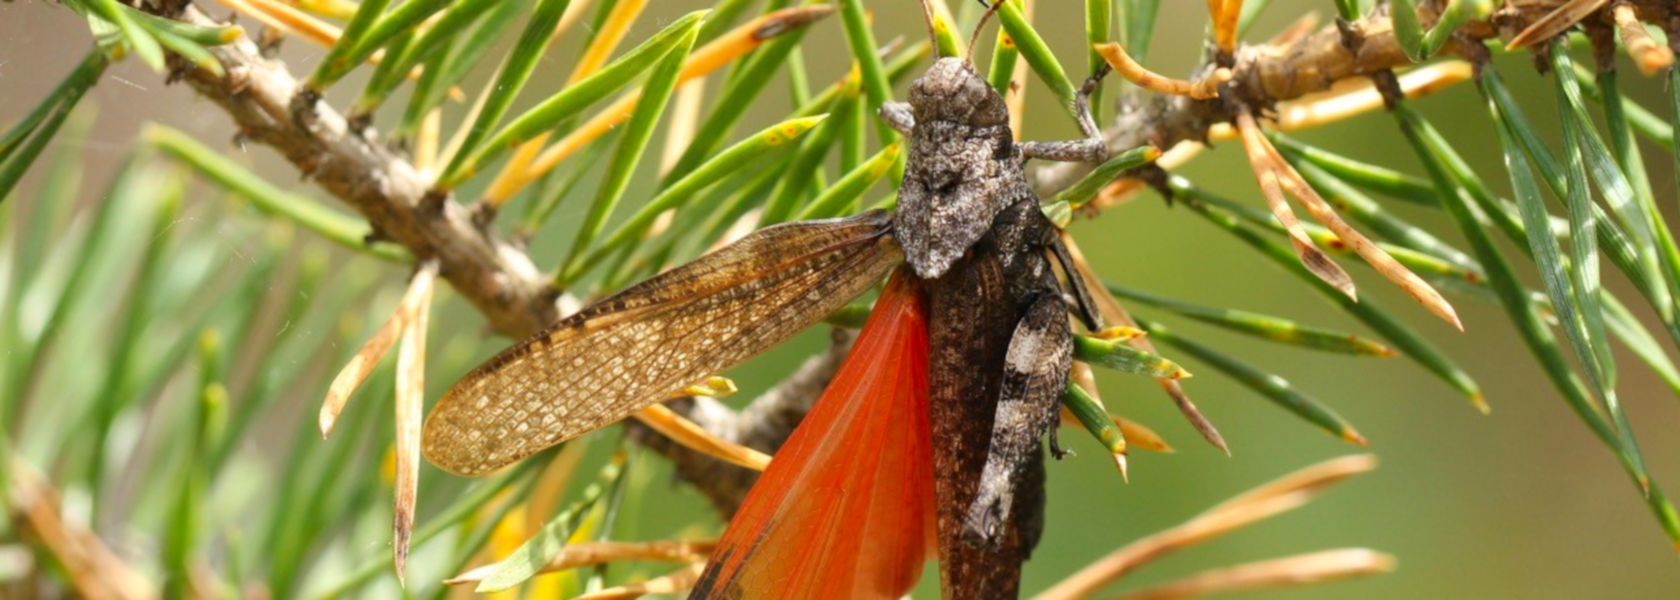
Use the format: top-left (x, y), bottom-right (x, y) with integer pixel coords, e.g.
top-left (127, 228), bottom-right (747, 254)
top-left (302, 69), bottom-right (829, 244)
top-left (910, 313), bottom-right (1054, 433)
top-left (967, 0), bottom-right (1005, 64)
top-left (917, 0), bottom-right (940, 54)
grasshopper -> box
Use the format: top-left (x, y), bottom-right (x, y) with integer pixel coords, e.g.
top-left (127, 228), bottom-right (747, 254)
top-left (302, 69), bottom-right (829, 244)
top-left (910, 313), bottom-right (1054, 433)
top-left (423, 4), bottom-right (1111, 596)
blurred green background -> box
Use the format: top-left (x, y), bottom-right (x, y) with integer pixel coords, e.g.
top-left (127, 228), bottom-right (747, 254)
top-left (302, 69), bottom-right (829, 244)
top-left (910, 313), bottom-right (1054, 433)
top-left (4, 0), bottom-right (1679, 598)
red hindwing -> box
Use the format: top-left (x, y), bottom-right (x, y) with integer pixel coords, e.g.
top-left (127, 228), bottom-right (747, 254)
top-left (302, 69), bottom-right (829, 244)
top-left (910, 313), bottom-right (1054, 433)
top-left (692, 271), bottom-right (935, 599)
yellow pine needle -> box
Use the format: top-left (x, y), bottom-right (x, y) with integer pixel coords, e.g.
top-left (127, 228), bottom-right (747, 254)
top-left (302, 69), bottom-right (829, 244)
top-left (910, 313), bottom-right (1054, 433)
top-left (451, 470), bottom-right (534, 598)
top-left (213, 0), bottom-right (340, 47)
top-left (573, 562), bottom-right (706, 600)
top-left (594, 5), bottom-right (835, 145)
top-left (1062, 234), bottom-right (1228, 453)
top-left (552, 0), bottom-right (599, 44)
top-left (1613, 4), bottom-right (1674, 76)
top-left (633, 77), bottom-right (707, 241)
top-left (290, 0), bottom-right (357, 20)
top-left (918, 0), bottom-right (941, 48)
top-left (216, 25), bottom-right (248, 44)
top-left (392, 260), bottom-right (435, 587)
top-left (1276, 194), bottom-right (1457, 325)
top-left (318, 260), bottom-right (439, 437)
top-left (1508, 0), bottom-right (1610, 50)
top-left (663, 78), bottom-right (707, 174)
top-left (1213, 0), bottom-right (1244, 55)
top-left (212, 0), bottom-right (443, 89)
top-left (526, 442), bottom-right (590, 534)
top-left (1094, 42), bottom-right (1232, 100)
top-left (928, 0), bottom-right (965, 56)
top-left (379, 445), bottom-right (398, 484)
top-left (485, 6), bottom-right (834, 205)
top-left (1091, 325), bottom-right (1148, 342)
top-left (483, 504), bottom-right (530, 600)
top-left (447, 540), bottom-right (716, 584)
top-left (1070, 360), bottom-right (1098, 392)
top-left (674, 5), bottom-right (837, 97)
top-left (1033, 455), bottom-right (1378, 600)
top-left (1243, 113), bottom-right (1464, 330)
top-left (480, 0), bottom-right (650, 208)
top-left (1006, 0), bottom-right (1034, 139)
top-left (1107, 548), bottom-right (1395, 600)
top-left (570, 0), bottom-right (652, 86)
top-left (678, 376), bottom-right (738, 399)
top-left (1114, 415), bottom-right (1174, 454)
top-left (415, 108), bottom-right (443, 178)
top-left (1235, 111), bottom-right (1359, 301)
top-left (709, 208), bottom-right (766, 254)
top-left (634, 404), bottom-right (771, 471)
top-left (1209, 62), bottom-right (1472, 139)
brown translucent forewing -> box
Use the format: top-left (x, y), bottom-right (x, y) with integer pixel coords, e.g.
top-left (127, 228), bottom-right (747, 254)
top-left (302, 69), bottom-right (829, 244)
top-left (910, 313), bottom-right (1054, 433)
top-left (423, 211), bottom-right (902, 476)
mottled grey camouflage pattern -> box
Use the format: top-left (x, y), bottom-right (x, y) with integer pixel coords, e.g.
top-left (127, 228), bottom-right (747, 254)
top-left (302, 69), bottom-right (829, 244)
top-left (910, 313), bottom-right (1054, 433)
top-left (892, 57), bottom-right (1108, 280)
top-left (888, 56), bottom-right (1110, 599)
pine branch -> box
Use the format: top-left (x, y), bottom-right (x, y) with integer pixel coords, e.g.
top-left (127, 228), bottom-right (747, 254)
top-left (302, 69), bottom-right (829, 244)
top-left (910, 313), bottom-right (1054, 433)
top-left (157, 2), bottom-right (852, 512)
top-left (168, 3), bottom-right (558, 338)
top-left (146, 0), bottom-right (1680, 519)
top-left (1032, 0), bottom-right (1680, 196)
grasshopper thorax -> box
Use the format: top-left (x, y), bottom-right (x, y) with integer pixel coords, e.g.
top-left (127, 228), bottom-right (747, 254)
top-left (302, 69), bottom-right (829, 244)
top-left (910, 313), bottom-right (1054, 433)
top-left (896, 57), bottom-right (1025, 280)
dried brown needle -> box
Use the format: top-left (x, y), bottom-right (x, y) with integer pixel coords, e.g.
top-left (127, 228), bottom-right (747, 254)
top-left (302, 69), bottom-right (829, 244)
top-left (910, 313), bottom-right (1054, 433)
top-left (1237, 112), bottom-right (1463, 330)
top-left (447, 539), bottom-right (715, 585)
top-left (1508, 0), bottom-right (1611, 50)
top-left (8, 459), bottom-right (153, 600)
top-left (1613, 3), bottom-right (1674, 76)
top-left (634, 403), bottom-right (771, 471)
top-left (1212, 0), bottom-right (1245, 55)
top-left (1093, 42), bottom-right (1233, 100)
top-left (1062, 234), bottom-right (1228, 453)
top-left (485, 6), bottom-right (835, 206)
top-left (1104, 548), bottom-right (1396, 600)
top-left (319, 260), bottom-right (439, 437)
top-left (1033, 455), bottom-right (1378, 600)
top-left (392, 260), bottom-right (436, 586)
top-left (1234, 112), bottom-right (1359, 300)
top-left (213, 0), bottom-right (338, 46)
top-left (1210, 62), bottom-right (1471, 139)
top-left (574, 562), bottom-right (706, 600)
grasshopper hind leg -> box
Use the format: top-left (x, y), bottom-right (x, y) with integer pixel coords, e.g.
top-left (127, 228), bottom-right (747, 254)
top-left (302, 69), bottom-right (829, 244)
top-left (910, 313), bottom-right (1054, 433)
top-left (963, 293), bottom-right (1072, 550)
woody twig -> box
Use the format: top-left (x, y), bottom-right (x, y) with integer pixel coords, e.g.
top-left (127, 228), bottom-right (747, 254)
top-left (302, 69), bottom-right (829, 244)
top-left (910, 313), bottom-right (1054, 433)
top-left (1032, 0), bottom-right (1680, 196)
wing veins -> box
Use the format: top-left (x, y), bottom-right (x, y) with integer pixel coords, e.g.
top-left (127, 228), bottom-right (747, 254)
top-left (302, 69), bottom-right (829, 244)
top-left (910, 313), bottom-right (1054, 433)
top-left (423, 213), bottom-right (900, 476)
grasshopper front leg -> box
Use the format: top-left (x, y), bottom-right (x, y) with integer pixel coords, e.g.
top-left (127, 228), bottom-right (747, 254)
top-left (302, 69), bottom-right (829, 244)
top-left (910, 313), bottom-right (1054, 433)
top-left (880, 101), bottom-right (916, 137)
top-left (1019, 66), bottom-right (1111, 164)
